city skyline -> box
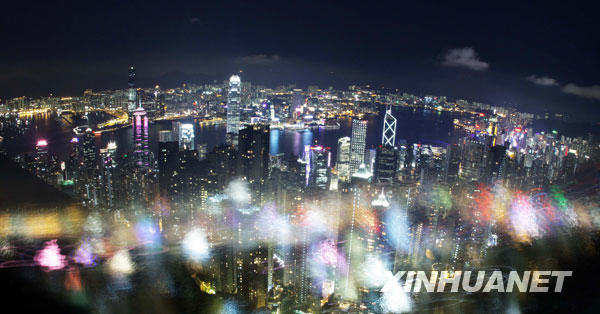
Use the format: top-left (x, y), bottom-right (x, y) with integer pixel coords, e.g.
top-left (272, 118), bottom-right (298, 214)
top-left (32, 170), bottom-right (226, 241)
top-left (1, 1), bottom-right (599, 120)
top-left (0, 2), bottom-right (599, 313)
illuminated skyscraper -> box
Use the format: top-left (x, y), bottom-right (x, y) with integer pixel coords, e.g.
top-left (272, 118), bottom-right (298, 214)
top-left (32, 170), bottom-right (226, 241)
top-left (33, 139), bottom-right (49, 179)
top-left (309, 145), bottom-right (331, 189)
top-left (127, 66), bottom-right (136, 112)
top-left (460, 137), bottom-right (487, 182)
top-left (344, 162), bottom-right (372, 297)
top-left (349, 118), bottom-right (367, 175)
top-left (132, 107), bottom-right (150, 168)
top-left (445, 144), bottom-right (461, 184)
top-left (80, 128), bottom-right (99, 206)
top-left (226, 75), bottom-right (241, 146)
top-left (291, 92), bottom-right (304, 119)
top-left (382, 104), bottom-right (396, 147)
top-left (82, 128), bottom-right (97, 172)
top-left (158, 130), bottom-right (174, 143)
top-left (374, 105), bottom-right (398, 184)
top-left (100, 142), bottom-right (117, 208)
top-left (239, 123), bottom-right (270, 197)
top-left (158, 131), bottom-right (179, 193)
top-left (178, 123), bottom-right (195, 151)
top-left (336, 137), bottom-right (351, 182)
top-left (374, 145), bottom-right (397, 184)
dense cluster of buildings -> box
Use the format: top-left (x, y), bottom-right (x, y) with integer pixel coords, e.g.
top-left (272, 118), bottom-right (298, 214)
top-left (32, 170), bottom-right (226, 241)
top-left (0, 69), bottom-right (598, 312)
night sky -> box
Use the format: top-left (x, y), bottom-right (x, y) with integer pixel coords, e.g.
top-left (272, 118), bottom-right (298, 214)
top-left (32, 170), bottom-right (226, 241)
top-left (2, 1), bottom-right (599, 120)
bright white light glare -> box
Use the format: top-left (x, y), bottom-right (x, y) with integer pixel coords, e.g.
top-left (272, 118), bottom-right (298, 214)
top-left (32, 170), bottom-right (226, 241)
top-left (182, 229), bottom-right (210, 262)
top-left (107, 249), bottom-right (135, 276)
top-left (106, 141), bottom-right (117, 150)
top-left (84, 212), bottom-right (103, 235)
top-left (361, 255), bottom-right (388, 288)
top-left (225, 179), bottom-right (251, 205)
top-left (380, 273), bottom-right (412, 313)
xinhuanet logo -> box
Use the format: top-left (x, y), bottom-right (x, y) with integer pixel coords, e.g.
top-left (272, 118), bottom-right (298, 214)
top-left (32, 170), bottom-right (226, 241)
top-left (381, 270), bottom-right (572, 293)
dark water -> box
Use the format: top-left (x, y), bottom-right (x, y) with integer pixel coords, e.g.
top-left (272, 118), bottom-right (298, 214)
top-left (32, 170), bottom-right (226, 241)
top-left (2, 108), bottom-right (468, 160)
top-left (532, 119), bottom-right (599, 139)
top-left (271, 108), bottom-right (464, 157)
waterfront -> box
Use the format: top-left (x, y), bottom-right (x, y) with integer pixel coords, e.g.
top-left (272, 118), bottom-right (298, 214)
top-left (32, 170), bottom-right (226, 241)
top-left (1, 107), bottom-right (468, 160)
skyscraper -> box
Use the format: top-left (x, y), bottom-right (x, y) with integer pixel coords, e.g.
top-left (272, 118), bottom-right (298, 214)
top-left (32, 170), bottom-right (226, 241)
top-left (82, 128), bottom-right (97, 172)
top-left (291, 92), bottom-right (304, 120)
top-left (33, 139), bottom-right (50, 180)
top-left (239, 124), bottom-right (270, 206)
top-left (226, 75), bottom-right (241, 146)
top-left (81, 128), bottom-right (99, 206)
top-left (460, 137), bottom-right (487, 182)
top-left (158, 130), bottom-right (179, 193)
top-left (239, 123), bottom-right (270, 186)
top-left (382, 104), bottom-right (396, 147)
top-left (309, 145), bottom-right (331, 189)
top-left (445, 144), bottom-right (461, 184)
top-left (375, 105), bottom-right (398, 184)
top-left (100, 142), bottom-right (117, 208)
top-left (336, 137), bottom-right (351, 182)
top-left (178, 123), bottom-right (195, 151)
top-left (158, 130), bottom-right (174, 143)
top-left (132, 107), bottom-right (150, 168)
top-left (127, 66), bottom-right (136, 112)
top-left (349, 118), bottom-right (367, 175)
top-left (374, 145), bottom-right (397, 184)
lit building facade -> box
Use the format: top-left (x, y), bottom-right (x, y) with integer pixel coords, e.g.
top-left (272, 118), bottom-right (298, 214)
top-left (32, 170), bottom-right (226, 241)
top-left (227, 75), bottom-right (242, 146)
top-left (349, 119), bottom-right (367, 176)
top-left (336, 137), bottom-right (351, 183)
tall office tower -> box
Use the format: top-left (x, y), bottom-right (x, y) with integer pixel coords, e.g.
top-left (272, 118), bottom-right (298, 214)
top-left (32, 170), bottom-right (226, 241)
top-left (562, 151), bottom-right (577, 178)
top-left (239, 124), bottom-right (270, 189)
top-left (374, 145), bottom-right (397, 184)
top-left (376, 104), bottom-right (397, 183)
top-left (397, 139), bottom-right (408, 167)
top-left (382, 104), bottom-right (396, 147)
top-left (197, 143), bottom-right (207, 161)
top-left (445, 144), bottom-right (461, 184)
top-left (80, 128), bottom-right (99, 206)
top-left (291, 92), bottom-right (304, 119)
top-left (127, 66), bottom-right (136, 112)
top-left (33, 139), bottom-right (49, 178)
top-left (486, 145), bottom-right (507, 181)
top-left (226, 75), bottom-right (241, 146)
top-left (365, 147), bottom-right (377, 173)
top-left (349, 119), bottom-right (367, 175)
top-left (370, 189), bottom-right (391, 255)
top-left (158, 130), bottom-right (174, 143)
top-left (132, 107), bottom-right (150, 168)
top-left (309, 145), bottom-right (331, 189)
top-left (460, 137), bottom-right (487, 182)
top-left (100, 142), bottom-right (117, 208)
top-left (65, 137), bottom-right (81, 182)
top-left (82, 128), bottom-right (97, 172)
top-left (153, 85), bottom-right (165, 117)
top-left (336, 137), bottom-right (351, 182)
top-left (343, 163), bottom-right (372, 298)
top-left (178, 123), bottom-right (195, 151)
top-left (158, 131), bottom-right (179, 192)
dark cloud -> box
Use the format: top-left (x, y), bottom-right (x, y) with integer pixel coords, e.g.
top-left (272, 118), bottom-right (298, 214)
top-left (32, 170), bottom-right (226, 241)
top-left (562, 83), bottom-right (600, 100)
top-left (0, 1), bottom-right (598, 120)
top-left (235, 54), bottom-right (284, 65)
top-left (442, 48), bottom-right (489, 71)
top-left (526, 75), bottom-right (559, 86)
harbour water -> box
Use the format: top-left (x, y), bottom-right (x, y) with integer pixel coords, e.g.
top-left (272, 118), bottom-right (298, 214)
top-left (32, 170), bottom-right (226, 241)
top-left (1, 107), bottom-right (469, 160)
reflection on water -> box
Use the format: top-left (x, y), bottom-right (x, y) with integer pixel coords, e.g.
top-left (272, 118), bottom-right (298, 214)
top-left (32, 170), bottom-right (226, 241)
top-left (2, 107), bottom-right (464, 161)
